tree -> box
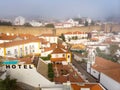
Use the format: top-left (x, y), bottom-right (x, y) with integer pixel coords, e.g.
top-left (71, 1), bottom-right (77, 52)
top-left (68, 38), bottom-right (71, 42)
top-left (109, 44), bottom-right (119, 56)
top-left (24, 23), bottom-right (32, 27)
top-left (45, 24), bottom-right (54, 28)
top-left (91, 20), bottom-right (95, 26)
top-left (74, 36), bottom-right (78, 40)
top-left (48, 63), bottom-right (54, 81)
top-left (85, 21), bottom-right (88, 26)
top-left (1, 75), bottom-right (17, 90)
top-left (0, 21), bottom-right (12, 26)
top-left (60, 33), bottom-right (65, 42)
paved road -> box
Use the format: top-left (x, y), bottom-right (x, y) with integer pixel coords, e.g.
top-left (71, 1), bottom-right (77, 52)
top-left (72, 57), bottom-right (97, 82)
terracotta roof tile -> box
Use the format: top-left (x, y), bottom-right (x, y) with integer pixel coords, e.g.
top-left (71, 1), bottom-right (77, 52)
top-left (42, 34), bottom-right (57, 37)
top-left (71, 83), bottom-right (103, 90)
top-left (93, 56), bottom-right (120, 83)
top-left (0, 33), bottom-right (17, 40)
top-left (51, 48), bottom-right (66, 54)
top-left (0, 38), bottom-right (42, 48)
top-left (51, 58), bottom-right (66, 62)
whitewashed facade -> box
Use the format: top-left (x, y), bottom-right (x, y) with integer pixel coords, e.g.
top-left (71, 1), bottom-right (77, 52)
top-left (29, 20), bottom-right (42, 27)
top-left (87, 48), bottom-right (120, 90)
top-left (40, 35), bottom-right (58, 44)
top-left (14, 16), bottom-right (25, 25)
top-left (100, 73), bottom-right (120, 90)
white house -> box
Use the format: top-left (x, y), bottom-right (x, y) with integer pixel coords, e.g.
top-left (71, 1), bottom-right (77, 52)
top-left (14, 16), bottom-right (25, 25)
top-left (64, 31), bottom-right (88, 43)
top-left (40, 34), bottom-right (58, 44)
top-left (87, 48), bottom-right (120, 90)
top-left (29, 20), bottom-right (42, 27)
top-left (67, 19), bottom-right (79, 27)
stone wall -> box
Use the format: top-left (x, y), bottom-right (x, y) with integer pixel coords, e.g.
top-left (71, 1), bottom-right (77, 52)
top-left (0, 24), bottom-right (120, 36)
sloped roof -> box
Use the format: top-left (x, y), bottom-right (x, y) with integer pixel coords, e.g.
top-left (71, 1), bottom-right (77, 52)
top-left (41, 34), bottom-right (57, 37)
top-left (51, 58), bottom-right (66, 62)
top-left (0, 33), bottom-right (36, 40)
top-left (71, 44), bottom-right (86, 50)
top-left (0, 33), bottom-right (17, 40)
top-left (92, 56), bottom-right (120, 83)
top-left (0, 38), bottom-right (43, 48)
top-left (71, 83), bottom-right (104, 90)
top-left (51, 48), bottom-right (66, 54)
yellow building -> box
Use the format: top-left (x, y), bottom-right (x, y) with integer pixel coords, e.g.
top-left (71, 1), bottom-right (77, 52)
top-left (50, 47), bottom-right (71, 64)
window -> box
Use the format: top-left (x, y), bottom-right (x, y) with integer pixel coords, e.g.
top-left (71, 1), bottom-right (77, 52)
top-left (14, 49), bottom-right (18, 57)
top-left (29, 45), bottom-right (32, 53)
top-left (55, 54), bottom-right (58, 58)
top-left (14, 49), bottom-right (17, 54)
top-left (7, 51), bottom-right (11, 55)
top-left (25, 46), bottom-right (27, 51)
top-left (25, 46), bottom-right (28, 55)
top-left (68, 55), bottom-right (70, 58)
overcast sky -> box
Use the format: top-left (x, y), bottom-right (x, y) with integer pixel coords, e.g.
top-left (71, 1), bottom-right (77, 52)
top-left (0, 0), bottom-right (120, 19)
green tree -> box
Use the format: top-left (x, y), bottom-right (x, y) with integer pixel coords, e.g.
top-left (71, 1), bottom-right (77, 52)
top-left (1, 75), bottom-right (17, 90)
top-left (24, 23), bottom-right (32, 27)
top-left (45, 24), bottom-right (54, 28)
top-left (48, 63), bottom-right (54, 81)
top-left (109, 44), bottom-right (119, 56)
top-left (85, 21), bottom-right (88, 26)
top-left (74, 36), bottom-right (78, 40)
top-left (60, 33), bottom-right (65, 42)
top-left (0, 21), bottom-right (12, 26)
top-left (68, 38), bottom-right (71, 42)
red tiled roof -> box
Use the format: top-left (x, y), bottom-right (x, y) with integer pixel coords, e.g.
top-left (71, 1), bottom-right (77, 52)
top-left (91, 38), bottom-right (99, 41)
top-left (42, 34), bottom-right (57, 37)
top-left (65, 32), bottom-right (73, 34)
top-left (51, 48), bottom-right (66, 54)
top-left (0, 38), bottom-right (42, 48)
top-left (73, 31), bottom-right (82, 34)
top-left (0, 33), bottom-right (36, 40)
top-left (71, 83), bottom-right (103, 90)
top-left (51, 58), bottom-right (66, 62)
top-left (51, 43), bottom-right (57, 48)
top-left (44, 47), bottom-right (53, 52)
top-left (53, 64), bottom-right (84, 83)
top-left (0, 33), bottom-right (17, 40)
top-left (65, 31), bottom-right (87, 35)
top-left (18, 33), bottom-right (36, 39)
top-left (93, 56), bottom-right (120, 83)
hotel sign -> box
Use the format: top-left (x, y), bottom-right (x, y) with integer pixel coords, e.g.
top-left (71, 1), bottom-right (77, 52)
top-left (5, 64), bottom-right (34, 69)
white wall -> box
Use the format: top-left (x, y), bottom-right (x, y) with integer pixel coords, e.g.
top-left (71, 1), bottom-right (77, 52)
top-left (73, 54), bottom-right (82, 61)
top-left (0, 48), bottom-right (4, 56)
top-left (51, 53), bottom-right (66, 58)
top-left (100, 73), bottom-right (120, 90)
top-left (4, 65), bottom-right (54, 87)
top-left (6, 46), bottom-right (19, 57)
top-left (91, 68), bottom-right (100, 79)
top-left (24, 42), bottom-right (40, 55)
top-left (41, 50), bottom-right (53, 57)
top-left (87, 63), bottom-right (91, 73)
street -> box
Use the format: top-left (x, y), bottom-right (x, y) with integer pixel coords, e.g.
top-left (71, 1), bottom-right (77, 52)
top-left (72, 57), bottom-right (97, 82)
